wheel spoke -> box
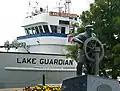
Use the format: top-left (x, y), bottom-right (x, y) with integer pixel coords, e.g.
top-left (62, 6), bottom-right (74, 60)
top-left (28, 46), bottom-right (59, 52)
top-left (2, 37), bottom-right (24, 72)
top-left (94, 41), bottom-right (97, 47)
top-left (86, 50), bottom-right (94, 55)
top-left (89, 41), bottom-right (94, 48)
top-left (87, 45), bottom-right (93, 49)
top-left (91, 53), bottom-right (95, 59)
top-left (91, 40), bottom-right (97, 49)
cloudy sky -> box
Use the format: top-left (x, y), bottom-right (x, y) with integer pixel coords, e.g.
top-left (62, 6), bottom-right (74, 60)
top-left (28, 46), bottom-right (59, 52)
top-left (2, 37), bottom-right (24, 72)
top-left (0, 0), bottom-right (94, 45)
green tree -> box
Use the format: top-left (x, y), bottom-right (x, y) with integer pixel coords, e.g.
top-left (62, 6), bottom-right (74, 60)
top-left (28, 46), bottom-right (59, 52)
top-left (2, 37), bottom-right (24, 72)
top-left (65, 25), bottom-right (84, 58)
top-left (66, 0), bottom-right (120, 79)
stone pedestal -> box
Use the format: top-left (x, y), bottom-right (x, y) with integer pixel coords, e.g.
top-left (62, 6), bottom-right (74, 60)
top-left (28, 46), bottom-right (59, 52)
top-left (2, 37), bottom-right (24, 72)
top-left (61, 75), bottom-right (120, 91)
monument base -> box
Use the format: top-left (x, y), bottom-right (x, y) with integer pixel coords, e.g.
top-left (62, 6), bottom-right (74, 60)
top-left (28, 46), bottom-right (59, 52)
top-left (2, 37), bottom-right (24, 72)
top-left (61, 75), bottom-right (120, 91)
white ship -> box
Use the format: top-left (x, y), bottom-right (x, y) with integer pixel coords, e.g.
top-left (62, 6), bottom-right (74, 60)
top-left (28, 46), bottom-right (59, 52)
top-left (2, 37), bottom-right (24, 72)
top-left (0, 0), bottom-right (80, 88)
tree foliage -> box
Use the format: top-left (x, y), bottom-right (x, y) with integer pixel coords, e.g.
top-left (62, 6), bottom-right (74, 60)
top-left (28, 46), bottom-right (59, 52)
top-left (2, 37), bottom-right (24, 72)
top-left (65, 26), bottom-right (84, 60)
top-left (66, 0), bottom-right (120, 79)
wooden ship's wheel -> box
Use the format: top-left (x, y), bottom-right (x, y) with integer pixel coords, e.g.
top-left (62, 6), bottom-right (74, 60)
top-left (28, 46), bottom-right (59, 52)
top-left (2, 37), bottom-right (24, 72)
top-left (83, 37), bottom-right (104, 62)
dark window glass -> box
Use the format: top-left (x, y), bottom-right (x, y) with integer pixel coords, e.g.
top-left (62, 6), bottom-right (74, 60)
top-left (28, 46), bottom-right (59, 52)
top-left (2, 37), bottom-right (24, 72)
top-left (59, 20), bottom-right (69, 25)
top-left (32, 27), bottom-right (36, 34)
top-left (38, 26), bottom-right (43, 33)
top-left (43, 25), bottom-right (49, 33)
top-left (25, 28), bottom-right (30, 35)
top-left (35, 26), bottom-right (39, 34)
top-left (75, 17), bottom-right (77, 20)
top-left (50, 25), bottom-right (57, 33)
top-left (69, 17), bottom-right (73, 19)
top-left (28, 28), bottom-right (33, 35)
top-left (61, 27), bottom-right (65, 34)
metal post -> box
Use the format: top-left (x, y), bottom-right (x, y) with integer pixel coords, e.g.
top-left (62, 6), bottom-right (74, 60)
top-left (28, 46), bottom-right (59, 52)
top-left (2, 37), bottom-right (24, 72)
top-left (42, 74), bottom-right (45, 86)
top-left (95, 47), bottom-right (101, 75)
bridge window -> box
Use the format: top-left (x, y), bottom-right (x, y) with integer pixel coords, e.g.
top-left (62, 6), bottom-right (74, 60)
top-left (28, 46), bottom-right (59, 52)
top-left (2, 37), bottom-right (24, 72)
top-left (28, 28), bottom-right (33, 35)
top-left (75, 17), bottom-right (77, 20)
top-left (35, 26), bottom-right (39, 34)
top-left (50, 25), bottom-right (57, 33)
top-left (43, 25), bottom-right (49, 33)
top-left (69, 17), bottom-right (73, 19)
top-left (61, 27), bottom-right (65, 34)
top-left (25, 28), bottom-right (30, 35)
top-left (38, 26), bottom-right (43, 33)
top-left (57, 26), bottom-right (61, 33)
top-left (32, 27), bottom-right (36, 34)
top-left (59, 20), bottom-right (69, 25)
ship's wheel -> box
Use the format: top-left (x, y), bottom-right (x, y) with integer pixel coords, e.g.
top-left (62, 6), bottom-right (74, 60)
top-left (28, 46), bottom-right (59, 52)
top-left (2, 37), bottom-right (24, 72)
top-left (83, 37), bottom-right (104, 62)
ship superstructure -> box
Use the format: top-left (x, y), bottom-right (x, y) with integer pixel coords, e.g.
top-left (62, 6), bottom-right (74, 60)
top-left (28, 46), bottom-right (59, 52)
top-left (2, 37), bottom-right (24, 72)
top-left (17, 10), bottom-right (79, 54)
top-left (4, 0), bottom-right (80, 54)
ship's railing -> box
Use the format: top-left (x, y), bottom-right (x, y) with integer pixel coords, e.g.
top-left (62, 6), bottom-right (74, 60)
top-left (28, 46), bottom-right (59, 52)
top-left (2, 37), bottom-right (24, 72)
top-left (49, 11), bottom-right (79, 18)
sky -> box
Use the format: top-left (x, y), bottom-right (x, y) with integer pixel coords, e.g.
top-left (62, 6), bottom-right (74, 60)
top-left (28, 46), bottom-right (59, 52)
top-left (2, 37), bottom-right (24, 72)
top-left (0, 0), bottom-right (94, 46)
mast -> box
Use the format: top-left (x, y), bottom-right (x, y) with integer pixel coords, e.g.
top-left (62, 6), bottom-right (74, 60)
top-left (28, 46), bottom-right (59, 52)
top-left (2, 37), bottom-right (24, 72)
top-left (57, 0), bottom-right (64, 13)
top-left (65, 0), bottom-right (71, 13)
top-left (46, 5), bottom-right (49, 13)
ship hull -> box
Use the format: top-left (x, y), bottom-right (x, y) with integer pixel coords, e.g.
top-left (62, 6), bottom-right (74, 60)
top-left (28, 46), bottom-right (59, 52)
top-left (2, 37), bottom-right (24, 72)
top-left (0, 52), bottom-right (76, 88)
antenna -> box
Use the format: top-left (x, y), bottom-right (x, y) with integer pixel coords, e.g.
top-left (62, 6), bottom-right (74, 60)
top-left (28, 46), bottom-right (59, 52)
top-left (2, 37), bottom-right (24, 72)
top-left (57, 0), bottom-right (64, 13)
top-left (64, 3), bottom-right (67, 13)
top-left (46, 5), bottom-right (49, 13)
top-left (65, 0), bottom-right (71, 13)
top-left (26, 1), bottom-right (31, 16)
